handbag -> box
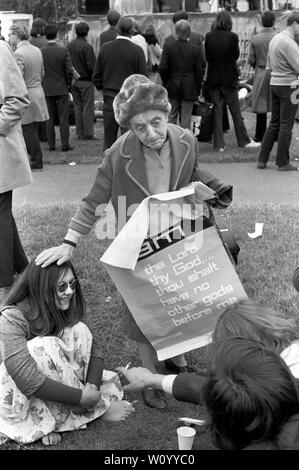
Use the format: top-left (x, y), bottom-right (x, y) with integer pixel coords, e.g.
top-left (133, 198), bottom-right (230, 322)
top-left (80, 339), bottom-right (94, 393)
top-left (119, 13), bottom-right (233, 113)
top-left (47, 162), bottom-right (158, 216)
top-left (207, 206), bottom-right (240, 266)
top-left (190, 100), bottom-right (214, 143)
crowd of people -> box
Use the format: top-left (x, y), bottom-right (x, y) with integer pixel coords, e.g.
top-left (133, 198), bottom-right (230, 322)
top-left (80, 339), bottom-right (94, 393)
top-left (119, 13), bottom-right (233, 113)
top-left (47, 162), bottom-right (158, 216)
top-left (0, 6), bottom-right (299, 449)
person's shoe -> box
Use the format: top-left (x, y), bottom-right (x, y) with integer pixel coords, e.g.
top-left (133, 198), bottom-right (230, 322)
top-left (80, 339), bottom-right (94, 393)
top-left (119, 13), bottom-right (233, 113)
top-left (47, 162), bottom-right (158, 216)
top-left (61, 145), bottom-right (75, 152)
top-left (218, 146), bottom-right (226, 153)
top-left (31, 167), bottom-right (43, 171)
top-left (244, 140), bottom-right (261, 149)
top-left (165, 358), bottom-right (188, 373)
top-left (164, 359), bottom-right (205, 375)
top-left (142, 388), bottom-right (167, 409)
top-left (278, 163), bottom-right (298, 171)
top-left (257, 162), bottom-right (267, 169)
top-left (83, 135), bottom-right (99, 140)
top-left (49, 146), bottom-right (56, 151)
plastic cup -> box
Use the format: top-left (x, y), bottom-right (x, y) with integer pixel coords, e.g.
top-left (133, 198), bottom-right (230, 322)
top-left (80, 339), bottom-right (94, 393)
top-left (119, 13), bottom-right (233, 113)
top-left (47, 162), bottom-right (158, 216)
top-left (177, 426), bottom-right (196, 450)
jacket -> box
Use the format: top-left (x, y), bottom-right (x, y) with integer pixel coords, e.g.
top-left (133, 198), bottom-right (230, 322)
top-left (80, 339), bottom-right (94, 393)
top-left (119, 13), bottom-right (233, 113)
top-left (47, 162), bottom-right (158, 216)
top-left (67, 37), bottom-right (96, 81)
top-left (14, 41), bottom-right (49, 125)
top-left (99, 26), bottom-right (118, 47)
top-left (164, 31), bottom-right (206, 75)
top-left (41, 42), bottom-right (73, 96)
top-left (0, 40), bottom-right (32, 193)
top-left (205, 30), bottom-right (240, 88)
top-left (172, 372), bottom-right (206, 404)
top-left (69, 124), bottom-right (233, 235)
top-left (29, 36), bottom-right (48, 49)
top-left (159, 38), bottom-right (204, 100)
top-left (248, 28), bottom-right (276, 114)
top-left (92, 37), bottom-right (148, 97)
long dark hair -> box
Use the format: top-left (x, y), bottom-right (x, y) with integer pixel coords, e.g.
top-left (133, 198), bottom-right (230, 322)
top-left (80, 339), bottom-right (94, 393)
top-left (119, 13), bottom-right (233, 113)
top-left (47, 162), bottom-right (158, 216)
top-left (4, 260), bottom-right (85, 337)
top-left (143, 23), bottom-right (159, 45)
top-left (30, 18), bottom-right (47, 37)
top-left (214, 11), bottom-right (233, 32)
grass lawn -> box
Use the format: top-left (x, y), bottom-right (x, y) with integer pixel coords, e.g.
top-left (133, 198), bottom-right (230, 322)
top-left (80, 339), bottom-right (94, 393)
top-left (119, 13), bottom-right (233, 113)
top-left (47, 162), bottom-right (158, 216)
top-left (2, 202), bottom-right (299, 451)
top-left (42, 111), bottom-right (299, 166)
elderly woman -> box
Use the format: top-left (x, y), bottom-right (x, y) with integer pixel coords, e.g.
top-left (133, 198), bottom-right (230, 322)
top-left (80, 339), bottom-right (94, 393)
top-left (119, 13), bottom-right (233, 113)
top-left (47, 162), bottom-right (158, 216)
top-left (36, 75), bottom-right (232, 410)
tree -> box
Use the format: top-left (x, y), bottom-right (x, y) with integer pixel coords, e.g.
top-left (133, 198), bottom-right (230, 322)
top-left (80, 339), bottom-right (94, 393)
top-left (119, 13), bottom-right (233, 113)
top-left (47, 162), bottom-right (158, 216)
top-left (0, 0), bottom-right (77, 22)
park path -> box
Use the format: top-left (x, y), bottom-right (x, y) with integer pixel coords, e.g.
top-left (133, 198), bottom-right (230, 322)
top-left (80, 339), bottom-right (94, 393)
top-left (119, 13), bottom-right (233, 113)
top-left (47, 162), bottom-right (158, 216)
top-left (13, 162), bottom-right (299, 207)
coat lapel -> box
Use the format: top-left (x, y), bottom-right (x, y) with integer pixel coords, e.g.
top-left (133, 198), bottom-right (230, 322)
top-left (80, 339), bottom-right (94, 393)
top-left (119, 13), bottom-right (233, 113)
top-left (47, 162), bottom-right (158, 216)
top-left (121, 132), bottom-right (150, 197)
top-left (168, 125), bottom-right (191, 190)
top-left (120, 125), bottom-right (191, 196)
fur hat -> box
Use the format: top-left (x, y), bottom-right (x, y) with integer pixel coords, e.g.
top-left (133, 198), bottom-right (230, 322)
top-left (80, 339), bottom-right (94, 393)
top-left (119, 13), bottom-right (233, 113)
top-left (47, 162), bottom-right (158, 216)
top-left (113, 74), bottom-right (171, 128)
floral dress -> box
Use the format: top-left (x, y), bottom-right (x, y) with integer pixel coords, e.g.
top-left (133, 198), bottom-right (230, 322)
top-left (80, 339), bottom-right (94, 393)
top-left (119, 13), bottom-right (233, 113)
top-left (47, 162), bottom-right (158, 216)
top-left (0, 322), bottom-right (123, 444)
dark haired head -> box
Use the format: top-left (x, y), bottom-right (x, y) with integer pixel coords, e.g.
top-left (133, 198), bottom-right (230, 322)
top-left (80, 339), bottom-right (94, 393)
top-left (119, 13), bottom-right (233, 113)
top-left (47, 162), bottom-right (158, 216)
top-left (261, 10), bottom-right (276, 27)
top-left (4, 259), bottom-right (85, 336)
top-left (213, 299), bottom-right (296, 353)
top-left (286, 10), bottom-right (299, 27)
top-left (116, 17), bottom-right (134, 37)
top-left (203, 337), bottom-right (299, 449)
top-left (215, 10), bottom-right (233, 31)
top-left (45, 23), bottom-right (58, 40)
top-left (144, 23), bottom-right (156, 36)
top-left (143, 23), bottom-right (158, 45)
top-left (30, 18), bottom-right (47, 37)
top-left (172, 10), bottom-right (189, 24)
top-left (75, 22), bottom-right (89, 37)
top-left (107, 9), bottom-right (121, 26)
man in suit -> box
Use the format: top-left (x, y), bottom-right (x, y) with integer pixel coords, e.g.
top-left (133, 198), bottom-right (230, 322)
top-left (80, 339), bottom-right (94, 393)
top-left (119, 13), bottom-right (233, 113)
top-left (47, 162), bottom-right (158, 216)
top-left (0, 40), bottom-right (32, 304)
top-left (9, 23), bottom-right (49, 170)
top-left (159, 20), bottom-right (205, 129)
top-left (93, 17), bottom-right (148, 151)
top-left (163, 10), bottom-right (205, 67)
top-left (99, 9), bottom-right (121, 48)
top-left (67, 22), bottom-right (96, 140)
top-left (41, 23), bottom-right (74, 152)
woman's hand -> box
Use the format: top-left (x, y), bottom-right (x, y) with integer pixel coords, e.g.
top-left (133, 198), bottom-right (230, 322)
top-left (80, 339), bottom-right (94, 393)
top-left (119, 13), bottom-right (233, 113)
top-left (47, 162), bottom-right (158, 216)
top-left (116, 366), bottom-right (158, 391)
top-left (79, 383), bottom-right (101, 409)
top-left (35, 244), bottom-right (74, 268)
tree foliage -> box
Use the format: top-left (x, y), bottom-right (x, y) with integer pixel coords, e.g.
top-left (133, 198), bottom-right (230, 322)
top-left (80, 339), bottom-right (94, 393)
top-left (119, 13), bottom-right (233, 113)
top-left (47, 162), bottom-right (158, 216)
top-left (0, 0), bottom-right (79, 22)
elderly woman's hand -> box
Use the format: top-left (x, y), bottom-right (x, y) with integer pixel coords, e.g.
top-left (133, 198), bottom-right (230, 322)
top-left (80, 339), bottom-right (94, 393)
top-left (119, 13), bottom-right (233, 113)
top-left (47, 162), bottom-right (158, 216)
top-left (35, 244), bottom-right (74, 268)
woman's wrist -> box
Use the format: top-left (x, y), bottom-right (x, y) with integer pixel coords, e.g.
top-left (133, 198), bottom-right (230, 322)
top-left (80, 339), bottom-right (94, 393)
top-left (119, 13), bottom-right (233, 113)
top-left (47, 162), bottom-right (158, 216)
top-left (63, 239), bottom-right (77, 248)
top-left (85, 382), bottom-right (99, 391)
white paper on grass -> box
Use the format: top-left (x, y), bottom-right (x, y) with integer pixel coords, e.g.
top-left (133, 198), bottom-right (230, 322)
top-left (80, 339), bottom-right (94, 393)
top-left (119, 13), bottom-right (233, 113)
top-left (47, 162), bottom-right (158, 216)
top-left (100, 182), bottom-right (215, 270)
top-left (248, 222), bottom-right (264, 239)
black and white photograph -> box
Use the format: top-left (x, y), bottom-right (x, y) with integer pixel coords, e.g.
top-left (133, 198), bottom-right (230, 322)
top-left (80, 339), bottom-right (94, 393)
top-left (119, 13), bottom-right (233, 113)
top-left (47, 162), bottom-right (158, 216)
top-left (0, 0), bottom-right (299, 458)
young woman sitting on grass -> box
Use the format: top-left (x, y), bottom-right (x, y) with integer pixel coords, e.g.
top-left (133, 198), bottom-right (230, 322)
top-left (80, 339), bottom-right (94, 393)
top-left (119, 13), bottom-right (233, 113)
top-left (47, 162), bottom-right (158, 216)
top-left (0, 260), bottom-right (134, 447)
top-left (202, 337), bottom-right (299, 450)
